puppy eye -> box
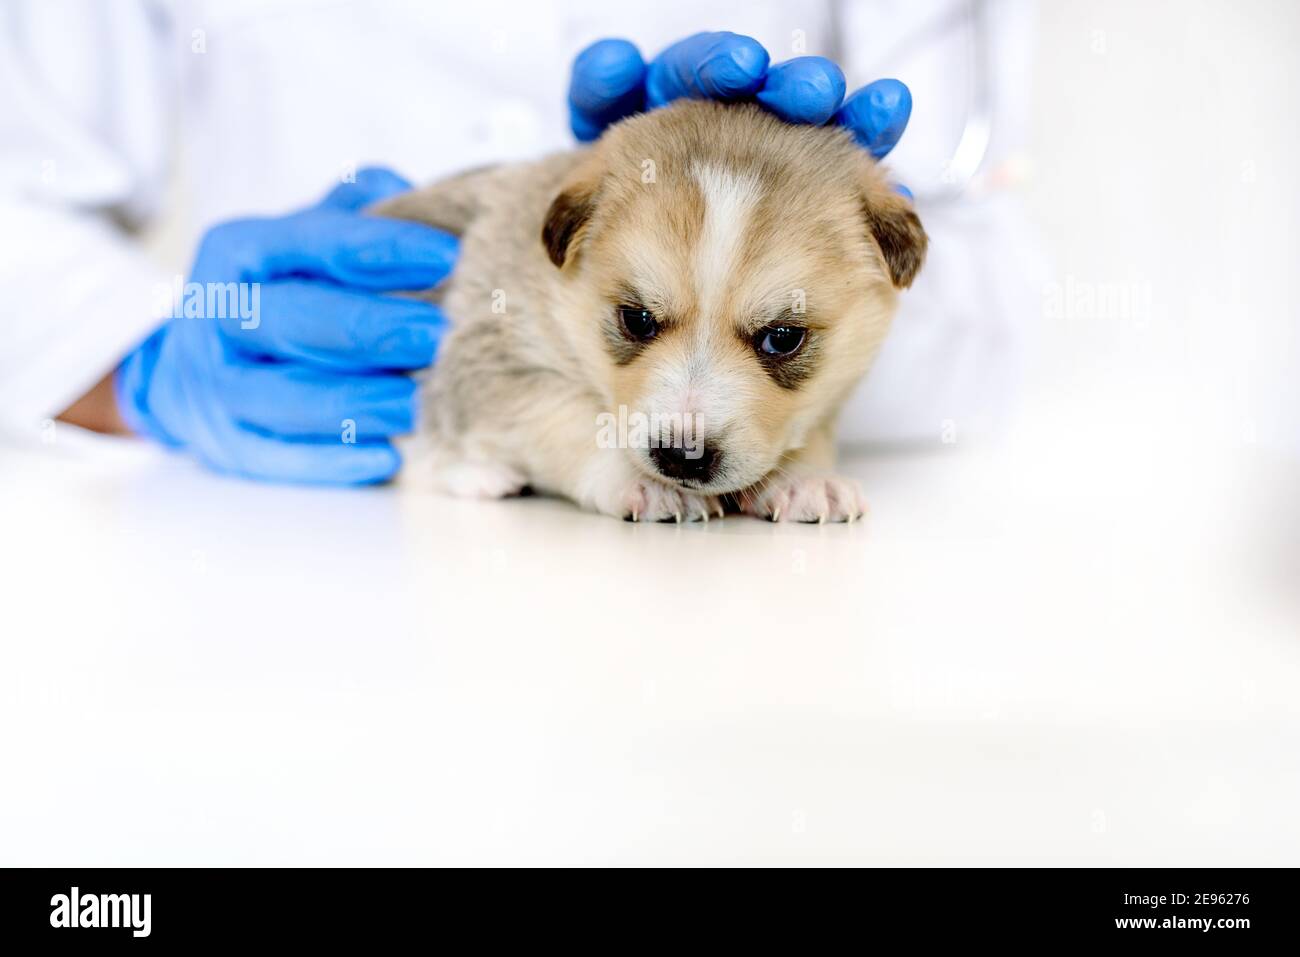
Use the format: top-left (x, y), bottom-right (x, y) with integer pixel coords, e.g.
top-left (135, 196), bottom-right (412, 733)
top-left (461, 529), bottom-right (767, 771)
top-left (755, 325), bottom-right (806, 358)
top-left (619, 305), bottom-right (659, 342)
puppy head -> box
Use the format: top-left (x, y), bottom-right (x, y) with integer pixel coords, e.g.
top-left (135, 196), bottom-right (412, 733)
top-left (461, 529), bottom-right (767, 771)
top-left (543, 100), bottom-right (926, 494)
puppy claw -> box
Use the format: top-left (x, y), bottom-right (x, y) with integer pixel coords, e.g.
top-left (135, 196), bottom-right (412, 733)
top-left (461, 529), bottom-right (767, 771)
top-left (610, 478), bottom-right (723, 524)
top-left (743, 474), bottom-right (867, 525)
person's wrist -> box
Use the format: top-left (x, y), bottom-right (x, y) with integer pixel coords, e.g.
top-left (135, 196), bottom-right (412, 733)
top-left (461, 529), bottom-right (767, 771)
top-left (57, 369), bottom-right (130, 435)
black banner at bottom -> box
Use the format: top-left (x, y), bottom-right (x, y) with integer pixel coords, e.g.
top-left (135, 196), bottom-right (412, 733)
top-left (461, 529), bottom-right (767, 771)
top-left (0, 867), bottom-right (1289, 947)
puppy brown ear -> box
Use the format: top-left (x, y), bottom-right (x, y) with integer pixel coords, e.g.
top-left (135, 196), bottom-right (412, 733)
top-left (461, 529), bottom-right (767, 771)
top-left (542, 187), bottom-right (593, 268)
top-left (862, 181), bottom-right (928, 289)
top-left (542, 157), bottom-right (603, 269)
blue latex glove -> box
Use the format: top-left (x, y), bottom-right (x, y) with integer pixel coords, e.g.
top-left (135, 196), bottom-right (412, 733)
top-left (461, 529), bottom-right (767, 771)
top-left (114, 168), bottom-right (457, 484)
top-left (569, 33), bottom-right (912, 165)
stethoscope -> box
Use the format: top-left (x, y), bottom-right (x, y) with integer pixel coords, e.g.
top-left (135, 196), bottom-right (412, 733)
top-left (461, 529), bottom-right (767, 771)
top-left (826, 0), bottom-right (994, 205)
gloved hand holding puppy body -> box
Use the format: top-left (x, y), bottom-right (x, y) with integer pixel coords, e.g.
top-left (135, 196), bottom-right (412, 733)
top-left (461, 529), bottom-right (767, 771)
top-left (112, 171), bottom-right (458, 484)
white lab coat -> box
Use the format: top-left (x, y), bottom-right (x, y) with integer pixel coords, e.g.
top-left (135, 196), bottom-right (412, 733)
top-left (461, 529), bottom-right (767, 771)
top-left (0, 0), bottom-right (1037, 446)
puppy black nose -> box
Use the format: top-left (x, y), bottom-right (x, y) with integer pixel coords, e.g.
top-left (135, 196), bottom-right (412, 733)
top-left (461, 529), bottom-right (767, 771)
top-left (650, 443), bottom-right (719, 483)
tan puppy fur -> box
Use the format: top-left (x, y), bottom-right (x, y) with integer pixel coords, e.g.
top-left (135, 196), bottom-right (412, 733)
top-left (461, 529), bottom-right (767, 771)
top-left (373, 100), bottom-right (926, 522)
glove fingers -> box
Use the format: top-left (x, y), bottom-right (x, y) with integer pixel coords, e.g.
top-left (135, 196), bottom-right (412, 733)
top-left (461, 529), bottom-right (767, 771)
top-left (834, 78), bottom-right (913, 159)
top-left (220, 281), bottom-right (447, 371)
top-left (317, 166), bottom-right (415, 211)
top-left (195, 210), bottom-right (459, 291)
top-left (221, 363), bottom-right (418, 439)
top-left (207, 428), bottom-right (403, 485)
top-left (646, 32), bottom-right (769, 109)
top-left (569, 38), bottom-right (647, 142)
top-left (755, 57), bottom-right (846, 125)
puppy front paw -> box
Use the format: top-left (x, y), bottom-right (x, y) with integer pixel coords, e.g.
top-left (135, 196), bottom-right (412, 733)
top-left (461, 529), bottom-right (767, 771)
top-left (741, 474), bottom-right (867, 524)
top-left (618, 478), bottom-right (724, 523)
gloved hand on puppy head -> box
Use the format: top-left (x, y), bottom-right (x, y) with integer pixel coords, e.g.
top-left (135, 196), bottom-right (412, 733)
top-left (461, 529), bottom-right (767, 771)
top-left (568, 32), bottom-right (913, 164)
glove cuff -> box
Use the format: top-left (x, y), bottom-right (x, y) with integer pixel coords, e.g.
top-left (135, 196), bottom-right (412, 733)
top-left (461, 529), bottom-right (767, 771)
top-left (113, 328), bottom-right (184, 448)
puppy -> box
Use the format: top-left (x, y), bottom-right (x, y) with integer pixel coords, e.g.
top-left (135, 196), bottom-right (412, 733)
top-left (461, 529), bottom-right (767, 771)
top-left (374, 100), bottom-right (926, 521)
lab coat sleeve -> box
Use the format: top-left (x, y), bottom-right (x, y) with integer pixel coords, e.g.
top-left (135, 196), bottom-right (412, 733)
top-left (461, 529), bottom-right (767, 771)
top-left (0, 0), bottom-right (174, 435)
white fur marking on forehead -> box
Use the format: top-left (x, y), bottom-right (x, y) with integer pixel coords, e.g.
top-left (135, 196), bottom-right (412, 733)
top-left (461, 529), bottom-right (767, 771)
top-left (691, 163), bottom-right (763, 319)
